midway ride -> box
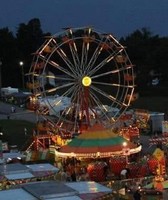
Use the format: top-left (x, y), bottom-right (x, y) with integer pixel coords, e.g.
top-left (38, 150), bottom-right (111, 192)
top-left (27, 27), bottom-right (136, 137)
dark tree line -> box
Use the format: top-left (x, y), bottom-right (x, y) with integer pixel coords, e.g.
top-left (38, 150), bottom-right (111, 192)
top-left (0, 18), bottom-right (50, 88)
top-left (120, 28), bottom-right (168, 95)
top-left (0, 18), bottom-right (168, 96)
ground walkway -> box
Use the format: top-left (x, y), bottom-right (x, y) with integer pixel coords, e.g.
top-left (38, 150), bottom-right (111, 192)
top-left (0, 101), bottom-right (39, 123)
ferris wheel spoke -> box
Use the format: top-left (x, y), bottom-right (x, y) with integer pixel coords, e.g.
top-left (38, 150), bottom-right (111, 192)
top-left (61, 28), bottom-right (81, 75)
top-left (71, 28), bottom-right (92, 73)
top-left (72, 86), bottom-right (81, 104)
top-left (68, 86), bottom-right (81, 111)
top-left (91, 64), bottom-right (133, 80)
top-left (81, 28), bottom-right (97, 73)
top-left (38, 54), bottom-right (75, 79)
top-left (47, 82), bottom-right (74, 93)
top-left (92, 81), bottom-right (134, 88)
top-left (108, 34), bottom-right (125, 49)
top-left (59, 84), bottom-right (79, 113)
top-left (60, 85), bottom-right (77, 102)
top-left (89, 91), bottom-right (112, 122)
top-left (88, 49), bottom-right (123, 76)
top-left (27, 72), bottom-right (41, 77)
top-left (85, 42), bottom-right (104, 73)
top-left (85, 36), bottom-right (122, 74)
top-left (91, 85), bottom-right (127, 107)
top-left (39, 38), bottom-right (55, 54)
top-left (41, 47), bottom-right (77, 78)
top-left (49, 60), bottom-right (76, 78)
top-left (55, 47), bottom-right (79, 77)
top-left (36, 74), bottom-right (74, 82)
top-left (50, 85), bottom-right (79, 126)
top-left (48, 85), bottom-right (75, 111)
top-left (70, 86), bottom-right (86, 126)
top-left (55, 87), bottom-right (79, 129)
top-left (80, 42), bottom-right (89, 73)
top-left (69, 41), bottom-right (81, 72)
top-left (36, 82), bottom-right (74, 97)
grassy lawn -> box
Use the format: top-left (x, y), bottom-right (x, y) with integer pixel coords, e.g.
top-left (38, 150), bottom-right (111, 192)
top-left (0, 119), bottom-right (36, 150)
top-left (131, 96), bottom-right (168, 114)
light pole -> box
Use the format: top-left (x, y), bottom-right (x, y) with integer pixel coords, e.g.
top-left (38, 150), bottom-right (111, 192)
top-left (19, 61), bottom-right (24, 89)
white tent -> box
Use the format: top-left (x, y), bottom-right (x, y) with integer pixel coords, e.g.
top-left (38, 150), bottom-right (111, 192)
top-left (0, 189), bottom-right (37, 200)
top-left (0, 180), bottom-right (112, 200)
top-left (5, 172), bottom-right (34, 180)
top-left (26, 163), bottom-right (59, 173)
top-left (38, 96), bottom-right (71, 116)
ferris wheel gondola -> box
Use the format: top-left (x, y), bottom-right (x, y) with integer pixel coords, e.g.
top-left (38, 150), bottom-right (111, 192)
top-left (28, 27), bottom-right (135, 134)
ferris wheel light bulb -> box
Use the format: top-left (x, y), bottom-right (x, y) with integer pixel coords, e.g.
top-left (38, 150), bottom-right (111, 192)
top-left (82, 76), bottom-right (92, 87)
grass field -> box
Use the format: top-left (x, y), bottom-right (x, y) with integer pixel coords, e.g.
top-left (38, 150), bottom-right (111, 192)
top-left (131, 96), bottom-right (168, 116)
top-left (0, 119), bottom-right (35, 150)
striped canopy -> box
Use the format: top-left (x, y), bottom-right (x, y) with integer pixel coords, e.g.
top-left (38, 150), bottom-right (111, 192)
top-left (56, 124), bottom-right (141, 158)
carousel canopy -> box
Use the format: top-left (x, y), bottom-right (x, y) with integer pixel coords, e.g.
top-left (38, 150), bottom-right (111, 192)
top-left (56, 124), bottom-right (141, 158)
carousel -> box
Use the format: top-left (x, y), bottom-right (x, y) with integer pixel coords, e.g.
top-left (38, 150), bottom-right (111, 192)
top-left (56, 123), bottom-right (141, 158)
top-left (25, 27), bottom-right (142, 180)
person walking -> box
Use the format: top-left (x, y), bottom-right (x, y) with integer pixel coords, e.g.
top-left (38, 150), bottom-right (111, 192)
top-left (24, 127), bottom-right (27, 135)
top-left (11, 106), bottom-right (16, 113)
top-left (133, 190), bottom-right (141, 200)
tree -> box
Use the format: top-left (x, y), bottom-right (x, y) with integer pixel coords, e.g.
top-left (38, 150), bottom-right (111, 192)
top-left (16, 18), bottom-right (46, 75)
top-left (0, 28), bottom-right (20, 87)
top-left (120, 28), bottom-right (168, 93)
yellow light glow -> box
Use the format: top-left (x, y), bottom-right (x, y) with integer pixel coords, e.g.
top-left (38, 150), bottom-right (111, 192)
top-left (82, 76), bottom-right (92, 87)
top-left (123, 142), bottom-right (127, 147)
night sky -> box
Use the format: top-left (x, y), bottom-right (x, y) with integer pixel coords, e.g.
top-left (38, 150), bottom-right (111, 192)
top-left (0, 0), bottom-right (168, 39)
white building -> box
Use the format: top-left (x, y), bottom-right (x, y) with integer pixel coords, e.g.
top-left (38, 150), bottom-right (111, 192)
top-left (1, 87), bottom-right (19, 96)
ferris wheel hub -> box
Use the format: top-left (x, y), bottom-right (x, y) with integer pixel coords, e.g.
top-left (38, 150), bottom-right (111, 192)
top-left (82, 76), bottom-right (92, 87)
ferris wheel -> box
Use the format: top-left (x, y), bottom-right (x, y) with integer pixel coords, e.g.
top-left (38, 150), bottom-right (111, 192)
top-left (28, 27), bottom-right (135, 134)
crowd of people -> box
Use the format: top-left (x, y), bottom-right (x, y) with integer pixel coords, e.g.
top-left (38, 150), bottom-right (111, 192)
top-left (57, 157), bottom-right (90, 182)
